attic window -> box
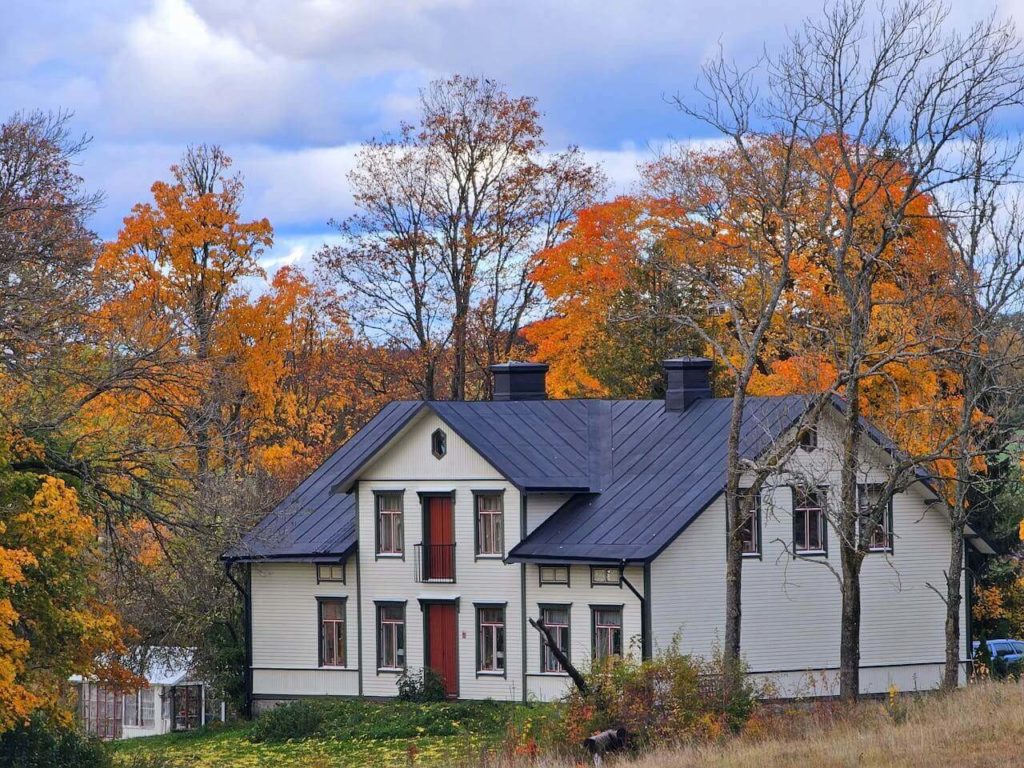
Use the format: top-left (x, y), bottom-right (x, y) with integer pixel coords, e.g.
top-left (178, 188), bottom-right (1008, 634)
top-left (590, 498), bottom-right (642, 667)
top-left (431, 428), bottom-right (447, 459)
top-left (799, 425), bottom-right (818, 452)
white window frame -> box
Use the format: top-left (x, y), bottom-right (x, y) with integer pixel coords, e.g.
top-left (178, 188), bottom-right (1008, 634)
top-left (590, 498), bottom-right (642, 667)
top-left (139, 687), bottom-right (154, 728)
top-left (123, 692), bottom-right (139, 727)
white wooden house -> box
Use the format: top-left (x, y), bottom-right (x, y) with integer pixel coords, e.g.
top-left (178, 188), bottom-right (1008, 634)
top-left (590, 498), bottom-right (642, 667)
top-left (225, 359), bottom-right (992, 707)
top-left (74, 648), bottom-right (220, 739)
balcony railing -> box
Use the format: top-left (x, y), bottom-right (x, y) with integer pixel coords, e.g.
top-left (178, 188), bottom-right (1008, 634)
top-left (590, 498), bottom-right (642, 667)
top-left (414, 543), bottom-right (456, 583)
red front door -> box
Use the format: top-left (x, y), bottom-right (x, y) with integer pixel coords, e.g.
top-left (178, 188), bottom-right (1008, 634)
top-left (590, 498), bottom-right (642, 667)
top-left (426, 495), bottom-right (454, 581)
top-left (426, 603), bottom-right (459, 698)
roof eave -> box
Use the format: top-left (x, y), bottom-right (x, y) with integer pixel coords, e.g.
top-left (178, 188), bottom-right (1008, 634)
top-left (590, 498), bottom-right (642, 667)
top-left (222, 544), bottom-right (357, 565)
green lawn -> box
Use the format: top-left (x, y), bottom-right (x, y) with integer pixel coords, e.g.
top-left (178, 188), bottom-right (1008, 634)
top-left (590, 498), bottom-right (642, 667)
top-left (112, 726), bottom-right (495, 767)
top-left (110, 699), bottom-right (559, 768)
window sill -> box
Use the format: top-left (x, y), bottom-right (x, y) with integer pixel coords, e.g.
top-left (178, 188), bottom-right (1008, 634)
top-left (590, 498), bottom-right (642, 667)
top-left (535, 671), bottom-right (570, 677)
top-left (741, 553), bottom-right (761, 559)
top-left (476, 670), bottom-right (506, 677)
top-left (475, 554), bottom-right (504, 560)
top-left (376, 553), bottom-right (404, 559)
top-left (868, 548), bottom-right (893, 554)
top-left (794, 550), bottom-right (827, 558)
top-left (318, 665), bottom-right (351, 670)
top-left (377, 668), bottom-right (405, 675)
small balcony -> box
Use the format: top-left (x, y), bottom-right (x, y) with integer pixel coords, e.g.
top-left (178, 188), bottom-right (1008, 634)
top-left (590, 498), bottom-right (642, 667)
top-left (414, 543), bottom-right (456, 583)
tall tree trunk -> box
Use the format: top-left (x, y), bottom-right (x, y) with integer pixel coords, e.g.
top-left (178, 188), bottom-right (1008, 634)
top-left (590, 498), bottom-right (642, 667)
top-left (723, 388), bottom-right (748, 665)
top-left (451, 302), bottom-right (468, 401)
top-left (839, 549), bottom-right (861, 700)
top-left (944, 527), bottom-right (965, 688)
top-left (838, 374), bottom-right (864, 701)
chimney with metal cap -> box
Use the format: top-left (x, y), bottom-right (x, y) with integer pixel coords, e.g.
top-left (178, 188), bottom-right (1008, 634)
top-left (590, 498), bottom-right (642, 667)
top-left (490, 362), bottom-right (549, 401)
top-left (663, 357), bottom-right (713, 411)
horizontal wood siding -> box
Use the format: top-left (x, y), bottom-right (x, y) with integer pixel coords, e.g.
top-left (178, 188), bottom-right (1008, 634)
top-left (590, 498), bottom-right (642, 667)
top-left (650, 496), bottom-right (727, 656)
top-left (525, 494), bottom-right (572, 535)
top-left (252, 669), bottom-right (359, 697)
top-left (359, 411), bottom-right (522, 701)
top-left (650, 407), bottom-right (966, 695)
top-left (250, 561), bottom-right (358, 678)
top-left (361, 412), bottom-right (503, 481)
top-left (524, 563), bottom-right (644, 701)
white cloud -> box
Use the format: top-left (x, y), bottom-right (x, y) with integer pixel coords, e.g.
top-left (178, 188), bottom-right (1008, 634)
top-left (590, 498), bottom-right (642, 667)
top-left (5, 0), bottom-right (1018, 270)
top-left (102, 0), bottom-right (312, 140)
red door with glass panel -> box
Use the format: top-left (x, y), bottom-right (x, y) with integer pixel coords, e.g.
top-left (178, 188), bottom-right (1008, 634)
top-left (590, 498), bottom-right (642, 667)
top-left (426, 495), bottom-right (455, 581)
top-left (426, 602), bottom-right (459, 698)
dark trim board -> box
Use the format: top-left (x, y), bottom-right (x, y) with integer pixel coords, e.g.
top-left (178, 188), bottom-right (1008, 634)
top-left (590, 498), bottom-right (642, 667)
top-left (471, 488), bottom-right (507, 560)
top-left (473, 602), bottom-right (508, 679)
top-left (536, 603), bottom-right (572, 674)
top-left (315, 596), bottom-right (349, 668)
top-left (373, 489), bottom-right (406, 561)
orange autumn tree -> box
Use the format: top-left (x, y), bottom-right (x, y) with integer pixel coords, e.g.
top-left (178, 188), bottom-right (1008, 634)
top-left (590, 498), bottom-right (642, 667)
top-left (0, 429), bottom-right (136, 731)
top-left (92, 146), bottom-right (385, 709)
top-left (531, 139), bottom-right (967, 453)
top-left (526, 196), bottom-right (704, 398)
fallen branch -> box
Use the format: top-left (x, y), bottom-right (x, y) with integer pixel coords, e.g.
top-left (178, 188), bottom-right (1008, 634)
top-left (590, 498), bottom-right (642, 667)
top-left (528, 617), bottom-right (588, 695)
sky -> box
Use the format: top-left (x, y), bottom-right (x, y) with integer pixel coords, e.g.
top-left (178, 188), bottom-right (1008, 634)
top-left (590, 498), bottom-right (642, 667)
top-left (2, 0), bottom-right (1018, 276)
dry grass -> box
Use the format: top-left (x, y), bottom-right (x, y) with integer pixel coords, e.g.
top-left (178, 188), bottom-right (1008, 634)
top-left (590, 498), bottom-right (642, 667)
top-left (612, 679), bottom-right (1024, 768)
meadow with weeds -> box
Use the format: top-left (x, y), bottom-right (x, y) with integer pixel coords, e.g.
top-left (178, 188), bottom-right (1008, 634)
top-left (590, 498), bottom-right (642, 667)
top-left (110, 679), bottom-right (1024, 767)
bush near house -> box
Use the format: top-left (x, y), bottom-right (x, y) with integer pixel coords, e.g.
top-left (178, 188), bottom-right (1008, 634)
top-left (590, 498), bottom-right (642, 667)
top-left (560, 647), bottom-right (760, 752)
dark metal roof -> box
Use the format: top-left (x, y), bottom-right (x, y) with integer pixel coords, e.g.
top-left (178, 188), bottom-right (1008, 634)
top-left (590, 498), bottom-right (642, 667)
top-left (429, 399), bottom-right (610, 492)
top-left (225, 398), bottom-right (611, 562)
top-left (227, 391), bottom-right (980, 566)
top-left (506, 396), bottom-right (808, 563)
top-left (223, 401), bottom-right (424, 561)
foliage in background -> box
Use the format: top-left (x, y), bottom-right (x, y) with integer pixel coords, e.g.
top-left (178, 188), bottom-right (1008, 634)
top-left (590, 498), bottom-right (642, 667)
top-left (317, 75), bottom-right (605, 401)
top-left (0, 432), bottom-right (136, 730)
top-left (0, 712), bottom-right (111, 768)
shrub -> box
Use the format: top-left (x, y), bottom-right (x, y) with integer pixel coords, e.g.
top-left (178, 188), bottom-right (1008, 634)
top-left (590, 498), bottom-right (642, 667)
top-left (0, 713), bottom-right (111, 768)
top-left (249, 700), bottom-right (327, 742)
top-left (396, 667), bottom-right (446, 702)
top-left (559, 644), bottom-right (761, 752)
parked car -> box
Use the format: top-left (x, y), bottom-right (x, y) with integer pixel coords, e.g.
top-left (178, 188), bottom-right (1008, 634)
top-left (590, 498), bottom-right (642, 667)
top-left (972, 639), bottom-right (1024, 664)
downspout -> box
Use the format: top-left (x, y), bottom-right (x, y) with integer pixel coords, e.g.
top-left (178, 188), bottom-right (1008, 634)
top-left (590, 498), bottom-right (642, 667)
top-left (618, 560), bottom-right (649, 661)
top-left (355, 487), bottom-right (364, 696)
top-left (223, 559), bottom-right (252, 719)
top-left (965, 560), bottom-right (975, 682)
top-left (520, 493), bottom-right (528, 703)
